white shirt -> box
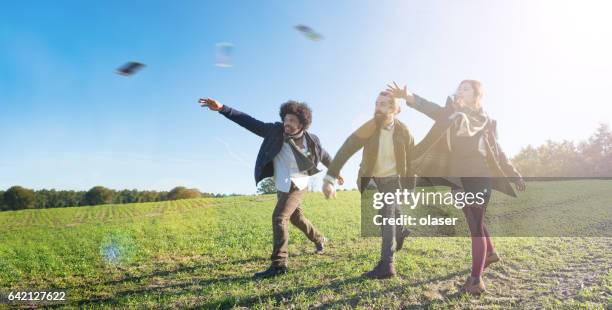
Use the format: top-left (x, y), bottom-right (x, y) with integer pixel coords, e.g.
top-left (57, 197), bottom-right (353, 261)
top-left (273, 138), bottom-right (311, 193)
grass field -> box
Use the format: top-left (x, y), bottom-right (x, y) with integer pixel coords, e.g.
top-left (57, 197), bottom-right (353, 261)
top-left (0, 181), bottom-right (611, 309)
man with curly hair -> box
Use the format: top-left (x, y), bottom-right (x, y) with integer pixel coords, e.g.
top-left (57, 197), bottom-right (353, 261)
top-left (199, 97), bottom-right (343, 278)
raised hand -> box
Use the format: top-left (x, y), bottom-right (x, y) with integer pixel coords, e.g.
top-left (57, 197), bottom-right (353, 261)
top-left (199, 98), bottom-right (224, 111)
top-left (386, 81), bottom-right (415, 105)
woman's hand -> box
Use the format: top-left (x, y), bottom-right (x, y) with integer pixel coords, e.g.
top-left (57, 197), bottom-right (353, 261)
top-left (386, 81), bottom-right (415, 105)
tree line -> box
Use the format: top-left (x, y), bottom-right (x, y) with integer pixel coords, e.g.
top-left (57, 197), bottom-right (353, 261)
top-left (512, 123), bottom-right (612, 177)
top-left (0, 186), bottom-right (237, 211)
top-left (2, 124), bottom-right (610, 211)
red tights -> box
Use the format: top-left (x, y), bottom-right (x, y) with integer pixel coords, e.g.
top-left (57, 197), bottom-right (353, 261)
top-left (462, 205), bottom-right (495, 278)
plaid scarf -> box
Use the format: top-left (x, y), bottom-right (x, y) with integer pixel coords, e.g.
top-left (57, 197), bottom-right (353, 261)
top-left (447, 97), bottom-right (489, 137)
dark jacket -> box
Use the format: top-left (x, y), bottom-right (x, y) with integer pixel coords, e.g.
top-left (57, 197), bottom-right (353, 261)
top-left (219, 105), bottom-right (332, 185)
top-left (410, 95), bottom-right (522, 197)
top-left (326, 119), bottom-right (415, 192)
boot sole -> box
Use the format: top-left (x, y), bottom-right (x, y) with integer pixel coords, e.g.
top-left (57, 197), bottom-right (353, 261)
top-left (484, 255), bottom-right (501, 269)
top-left (362, 273), bottom-right (396, 279)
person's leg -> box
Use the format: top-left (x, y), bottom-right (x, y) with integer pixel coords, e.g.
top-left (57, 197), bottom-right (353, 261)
top-left (270, 189), bottom-right (306, 267)
top-left (379, 201), bottom-right (397, 263)
top-left (289, 200), bottom-right (324, 244)
top-left (377, 178), bottom-right (401, 264)
top-left (479, 179), bottom-right (494, 255)
top-left (462, 204), bottom-right (487, 278)
top-left (483, 224), bottom-right (495, 255)
top-left (363, 177), bottom-right (400, 279)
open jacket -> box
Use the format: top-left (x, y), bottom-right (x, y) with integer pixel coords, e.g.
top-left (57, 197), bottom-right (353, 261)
top-left (219, 105), bottom-right (332, 185)
top-left (326, 119), bottom-right (415, 192)
top-left (410, 94), bottom-right (523, 197)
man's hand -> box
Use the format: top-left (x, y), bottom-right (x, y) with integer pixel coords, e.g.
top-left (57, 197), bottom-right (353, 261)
top-left (337, 176), bottom-right (345, 186)
top-left (199, 98), bottom-right (224, 111)
top-left (514, 178), bottom-right (526, 192)
top-left (322, 182), bottom-right (336, 199)
top-left (386, 81), bottom-right (415, 105)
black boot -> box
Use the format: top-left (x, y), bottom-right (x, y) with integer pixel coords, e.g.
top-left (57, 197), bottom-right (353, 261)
top-left (253, 265), bottom-right (288, 278)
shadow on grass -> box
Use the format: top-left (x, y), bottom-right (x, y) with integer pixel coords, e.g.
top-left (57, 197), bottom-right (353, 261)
top-left (49, 252), bottom-right (326, 308)
top-left (64, 255), bottom-right (267, 290)
top-left (195, 267), bottom-right (471, 309)
top-left (312, 268), bottom-right (470, 309)
top-left (51, 243), bottom-right (472, 309)
top-left (48, 260), bottom-right (471, 309)
top-left (48, 258), bottom-right (332, 308)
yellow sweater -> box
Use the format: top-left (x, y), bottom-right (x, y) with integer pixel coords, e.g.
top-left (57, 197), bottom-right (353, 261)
top-left (372, 126), bottom-right (397, 177)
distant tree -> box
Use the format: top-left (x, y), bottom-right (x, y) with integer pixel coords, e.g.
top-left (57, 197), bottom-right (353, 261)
top-left (35, 189), bottom-right (52, 209)
top-left (0, 190), bottom-right (6, 211)
top-left (63, 190), bottom-right (85, 207)
top-left (84, 186), bottom-right (115, 206)
top-left (139, 190), bottom-right (161, 202)
top-left (201, 192), bottom-right (216, 198)
top-left (513, 145), bottom-right (541, 177)
top-left (581, 123), bottom-right (612, 176)
top-left (4, 186), bottom-right (36, 210)
top-left (257, 178), bottom-right (276, 194)
top-left (115, 189), bottom-right (139, 204)
top-left (166, 186), bottom-right (201, 200)
top-left (513, 123), bottom-right (612, 178)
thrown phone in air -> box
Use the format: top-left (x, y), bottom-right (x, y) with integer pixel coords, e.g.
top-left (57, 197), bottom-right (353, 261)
top-left (295, 24), bottom-right (323, 41)
top-left (116, 61), bottom-right (146, 76)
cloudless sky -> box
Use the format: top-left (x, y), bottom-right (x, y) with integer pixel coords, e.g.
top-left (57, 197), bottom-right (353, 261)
top-left (1, 0), bottom-right (611, 194)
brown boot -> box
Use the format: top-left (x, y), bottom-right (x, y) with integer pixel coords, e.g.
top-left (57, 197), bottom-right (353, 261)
top-left (484, 252), bottom-right (500, 269)
top-left (396, 228), bottom-right (411, 252)
top-left (362, 261), bottom-right (396, 279)
top-left (460, 276), bottom-right (486, 295)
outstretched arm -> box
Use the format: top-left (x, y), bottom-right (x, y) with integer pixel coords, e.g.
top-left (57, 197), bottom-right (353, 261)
top-left (319, 146), bottom-right (345, 186)
top-left (321, 118), bottom-right (376, 199)
top-left (386, 82), bottom-right (446, 121)
top-left (199, 98), bottom-right (275, 138)
top-left (325, 121), bottom-right (372, 180)
top-left (321, 135), bottom-right (365, 199)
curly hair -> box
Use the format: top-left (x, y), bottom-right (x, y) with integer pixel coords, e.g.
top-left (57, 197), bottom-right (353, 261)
top-left (279, 100), bottom-right (312, 130)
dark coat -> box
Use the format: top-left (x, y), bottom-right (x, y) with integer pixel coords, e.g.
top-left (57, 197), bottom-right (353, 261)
top-left (410, 95), bottom-right (522, 197)
top-left (219, 105), bottom-right (332, 185)
top-left (326, 119), bottom-right (415, 192)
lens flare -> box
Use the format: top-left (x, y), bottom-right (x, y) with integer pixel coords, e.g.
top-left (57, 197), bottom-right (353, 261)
top-left (99, 231), bottom-right (137, 265)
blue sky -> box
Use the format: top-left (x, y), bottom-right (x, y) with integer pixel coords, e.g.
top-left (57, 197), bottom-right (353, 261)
top-left (1, 0), bottom-right (611, 194)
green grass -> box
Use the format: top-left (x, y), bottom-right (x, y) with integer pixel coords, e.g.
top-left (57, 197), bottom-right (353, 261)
top-left (0, 181), bottom-right (610, 309)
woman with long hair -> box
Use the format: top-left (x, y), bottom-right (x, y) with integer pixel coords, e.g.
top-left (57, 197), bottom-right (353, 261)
top-left (387, 80), bottom-right (526, 295)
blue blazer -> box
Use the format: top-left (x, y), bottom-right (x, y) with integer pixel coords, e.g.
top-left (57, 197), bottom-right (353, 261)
top-left (219, 105), bottom-right (333, 185)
